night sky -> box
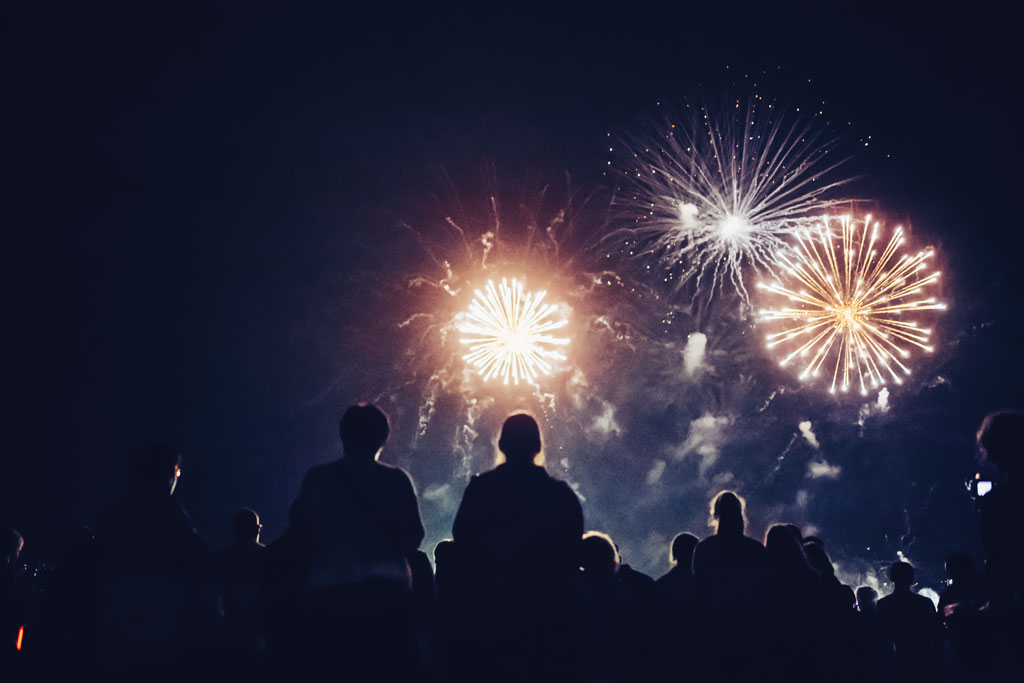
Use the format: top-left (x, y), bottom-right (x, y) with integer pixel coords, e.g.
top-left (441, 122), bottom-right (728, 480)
top-left (3, 3), bottom-right (1021, 587)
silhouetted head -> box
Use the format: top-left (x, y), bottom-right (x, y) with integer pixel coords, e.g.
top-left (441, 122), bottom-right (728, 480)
top-left (498, 413), bottom-right (542, 465)
top-left (434, 539), bottom-right (456, 567)
top-left (945, 551), bottom-right (976, 583)
top-left (231, 508), bottom-right (261, 544)
top-left (2, 528), bottom-right (23, 569)
top-left (130, 445), bottom-right (182, 496)
top-left (339, 403), bottom-right (390, 460)
top-left (580, 531), bottom-right (619, 576)
top-left (710, 490), bottom-right (745, 536)
top-left (783, 524), bottom-right (803, 542)
top-left (670, 532), bottom-right (699, 569)
top-left (804, 543), bottom-right (835, 577)
top-left (765, 524), bottom-right (811, 572)
top-left (856, 586), bottom-right (878, 613)
top-left (977, 410), bottom-right (1024, 476)
top-left (890, 561), bottom-right (915, 590)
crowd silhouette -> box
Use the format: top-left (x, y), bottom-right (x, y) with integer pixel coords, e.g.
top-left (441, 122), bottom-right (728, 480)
top-left (2, 405), bottom-right (1023, 682)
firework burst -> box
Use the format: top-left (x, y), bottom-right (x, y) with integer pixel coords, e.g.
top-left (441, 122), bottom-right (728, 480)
top-left (756, 214), bottom-right (945, 395)
top-left (458, 278), bottom-right (569, 385)
top-left (611, 94), bottom-right (854, 305)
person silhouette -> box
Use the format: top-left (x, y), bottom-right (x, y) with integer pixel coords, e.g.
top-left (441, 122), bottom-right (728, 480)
top-left (654, 532), bottom-right (698, 608)
top-left (690, 491), bottom-right (770, 680)
top-left (764, 524), bottom-right (819, 610)
top-left (91, 445), bottom-right (216, 677)
top-left (857, 586), bottom-right (878, 615)
top-left (451, 412), bottom-right (584, 683)
top-left (650, 532), bottom-right (699, 680)
top-left (692, 491), bottom-right (768, 581)
top-left (975, 411), bottom-right (1024, 605)
top-left (668, 533), bottom-right (699, 574)
top-left (938, 551), bottom-right (987, 616)
top-left (971, 411), bottom-right (1024, 678)
top-left (760, 524), bottom-right (822, 681)
top-left (937, 552), bottom-right (989, 682)
top-left (575, 531), bottom-right (643, 682)
top-left (213, 509), bottom-right (266, 658)
top-left (876, 561), bottom-right (939, 682)
top-left (283, 402), bottom-right (424, 681)
top-left (453, 413), bottom-right (583, 591)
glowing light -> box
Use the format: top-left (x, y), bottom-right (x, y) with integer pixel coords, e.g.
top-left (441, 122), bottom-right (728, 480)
top-left (458, 278), bottom-right (569, 385)
top-left (16, 625), bottom-right (23, 651)
top-left (757, 215), bottom-right (945, 395)
top-left (718, 215), bottom-right (751, 240)
top-left (613, 95), bottom-right (853, 304)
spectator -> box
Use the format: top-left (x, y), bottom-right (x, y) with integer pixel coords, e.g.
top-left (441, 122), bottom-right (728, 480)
top-left (857, 586), bottom-right (878, 616)
top-left (213, 508), bottom-right (266, 657)
top-left (691, 491), bottom-right (771, 679)
top-left (92, 446), bottom-right (217, 676)
top-left (975, 411), bottom-right (1024, 604)
top-left (451, 412), bottom-right (584, 682)
top-left (283, 402), bottom-right (424, 681)
top-left (938, 551), bottom-right (987, 616)
top-left (876, 561), bottom-right (939, 682)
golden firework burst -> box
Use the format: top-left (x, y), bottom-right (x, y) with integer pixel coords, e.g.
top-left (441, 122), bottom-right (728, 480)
top-left (757, 214), bottom-right (945, 395)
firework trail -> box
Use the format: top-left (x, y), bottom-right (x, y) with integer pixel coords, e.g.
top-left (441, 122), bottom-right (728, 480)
top-left (610, 94), bottom-right (854, 306)
top-left (756, 214), bottom-right (945, 395)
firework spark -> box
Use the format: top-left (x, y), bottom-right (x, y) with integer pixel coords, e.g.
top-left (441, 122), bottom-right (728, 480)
top-left (458, 278), bottom-right (569, 385)
top-left (756, 214), bottom-right (945, 395)
top-left (612, 95), bottom-right (854, 304)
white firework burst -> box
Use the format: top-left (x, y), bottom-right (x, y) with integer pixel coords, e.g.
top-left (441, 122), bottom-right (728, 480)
top-left (611, 94), bottom-right (855, 305)
top-left (457, 278), bottom-right (569, 385)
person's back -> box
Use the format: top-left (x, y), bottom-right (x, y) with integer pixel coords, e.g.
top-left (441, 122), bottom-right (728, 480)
top-left (279, 403), bottom-right (423, 682)
top-left (290, 455), bottom-right (423, 587)
top-left (450, 413), bottom-right (584, 683)
top-left (575, 532), bottom-right (646, 682)
top-left (876, 562), bottom-right (938, 682)
top-left (691, 492), bottom-right (768, 599)
top-left (452, 414), bottom-right (582, 595)
top-left (453, 461), bottom-right (582, 593)
top-left (938, 551), bottom-right (987, 615)
top-left (975, 411), bottom-right (1024, 605)
top-left (91, 446), bottom-right (215, 676)
top-left (690, 491), bottom-right (770, 679)
top-left (214, 509), bottom-right (266, 654)
top-left (762, 525), bottom-right (821, 672)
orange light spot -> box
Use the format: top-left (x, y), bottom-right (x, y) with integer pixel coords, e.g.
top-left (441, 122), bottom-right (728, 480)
top-left (16, 625), bottom-right (24, 651)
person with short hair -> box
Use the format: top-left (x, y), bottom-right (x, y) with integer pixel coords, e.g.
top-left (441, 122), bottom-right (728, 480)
top-left (450, 412), bottom-right (584, 682)
top-left (214, 508), bottom-right (266, 658)
top-left (876, 561), bottom-right (939, 682)
top-left (92, 445), bottom-right (215, 675)
top-left (283, 402), bottom-right (424, 681)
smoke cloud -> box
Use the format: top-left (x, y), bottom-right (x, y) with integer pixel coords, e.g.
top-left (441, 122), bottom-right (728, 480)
top-left (683, 332), bottom-right (708, 377)
top-left (674, 413), bottom-right (734, 478)
top-left (798, 420), bottom-right (820, 449)
top-left (807, 460), bottom-right (842, 479)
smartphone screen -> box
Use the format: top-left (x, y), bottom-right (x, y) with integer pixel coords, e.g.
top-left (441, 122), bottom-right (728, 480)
top-left (977, 481), bottom-right (993, 497)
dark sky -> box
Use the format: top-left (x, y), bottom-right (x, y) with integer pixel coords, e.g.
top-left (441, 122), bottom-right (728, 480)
top-left (2, 2), bottom-right (1020, 580)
